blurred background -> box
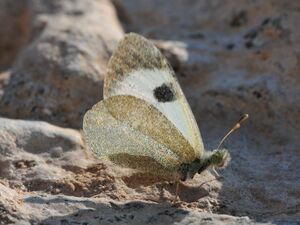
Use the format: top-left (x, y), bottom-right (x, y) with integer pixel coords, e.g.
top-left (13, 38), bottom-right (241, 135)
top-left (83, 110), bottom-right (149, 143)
top-left (0, 0), bottom-right (299, 224)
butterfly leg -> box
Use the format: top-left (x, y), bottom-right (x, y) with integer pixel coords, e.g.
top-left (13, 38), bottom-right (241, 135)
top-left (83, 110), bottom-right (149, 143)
top-left (211, 167), bottom-right (224, 179)
top-left (172, 180), bottom-right (180, 204)
top-left (212, 167), bottom-right (220, 177)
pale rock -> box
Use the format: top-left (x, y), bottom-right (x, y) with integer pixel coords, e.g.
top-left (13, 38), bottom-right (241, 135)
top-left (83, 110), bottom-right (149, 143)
top-left (0, 190), bottom-right (275, 225)
top-left (0, 0), bottom-right (124, 128)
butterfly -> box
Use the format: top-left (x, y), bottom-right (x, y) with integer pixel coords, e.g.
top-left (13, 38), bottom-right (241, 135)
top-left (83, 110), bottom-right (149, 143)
top-left (83, 33), bottom-right (248, 200)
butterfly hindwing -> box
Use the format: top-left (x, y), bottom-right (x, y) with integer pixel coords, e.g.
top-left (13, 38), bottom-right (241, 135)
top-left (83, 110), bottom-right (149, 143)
top-left (83, 96), bottom-right (181, 174)
top-left (104, 33), bottom-right (204, 158)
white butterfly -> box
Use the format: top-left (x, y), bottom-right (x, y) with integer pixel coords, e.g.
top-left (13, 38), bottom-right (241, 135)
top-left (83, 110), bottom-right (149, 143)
top-left (83, 33), bottom-right (233, 184)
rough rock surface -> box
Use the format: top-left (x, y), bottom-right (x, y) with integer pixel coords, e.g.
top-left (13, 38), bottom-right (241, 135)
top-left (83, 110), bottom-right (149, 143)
top-left (0, 117), bottom-right (275, 225)
top-left (0, 117), bottom-right (89, 181)
top-left (1, 190), bottom-right (274, 225)
top-left (0, 0), bottom-right (124, 128)
top-left (0, 1), bottom-right (29, 70)
top-left (0, 0), bottom-right (300, 224)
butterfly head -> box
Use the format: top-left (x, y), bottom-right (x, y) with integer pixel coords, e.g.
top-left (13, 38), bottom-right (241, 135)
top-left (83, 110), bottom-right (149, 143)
top-left (209, 149), bottom-right (230, 168)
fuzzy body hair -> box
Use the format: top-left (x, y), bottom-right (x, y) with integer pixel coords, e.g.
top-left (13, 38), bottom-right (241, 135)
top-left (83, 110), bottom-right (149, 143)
top-left (178, 148), bottom-right (231, 181)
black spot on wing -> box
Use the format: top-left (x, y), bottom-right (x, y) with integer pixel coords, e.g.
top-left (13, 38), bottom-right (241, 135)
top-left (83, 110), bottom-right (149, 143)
top-left (153, 83), bottom-right (176, 102)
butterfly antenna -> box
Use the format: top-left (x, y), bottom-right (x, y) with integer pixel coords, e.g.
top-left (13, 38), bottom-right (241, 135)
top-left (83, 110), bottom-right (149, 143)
top-left (217, 114), bottom-right (249, 149)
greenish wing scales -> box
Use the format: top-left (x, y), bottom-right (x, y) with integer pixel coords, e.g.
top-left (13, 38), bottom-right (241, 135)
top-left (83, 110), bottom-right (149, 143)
top-left (83, 96), bottom-right (182, 173)
top-left (104, 95), bottom-right (196, 163)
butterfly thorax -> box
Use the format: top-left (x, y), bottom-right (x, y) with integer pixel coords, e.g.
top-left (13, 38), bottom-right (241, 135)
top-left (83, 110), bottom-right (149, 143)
top-left (178, 149), bottom-right (230, 181)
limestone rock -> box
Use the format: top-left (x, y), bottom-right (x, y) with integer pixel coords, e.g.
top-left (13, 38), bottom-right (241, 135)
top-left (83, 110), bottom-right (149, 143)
top-left (0, 117), bottom-right (271, 224)
top-left (0, 117), bottom-right (91, 182)
top-left (0, 0), bottom-right (29, 70)
top-left (1, 189), bottom-right (274, 225)
top-left (0, 0), bottom-right (124, 128)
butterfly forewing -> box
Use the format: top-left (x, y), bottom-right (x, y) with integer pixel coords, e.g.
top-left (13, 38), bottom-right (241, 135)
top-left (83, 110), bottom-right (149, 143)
top-left (104, 33), bottom-right (204, 157)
